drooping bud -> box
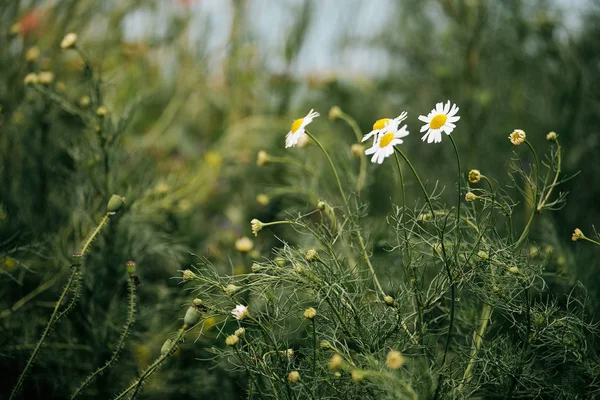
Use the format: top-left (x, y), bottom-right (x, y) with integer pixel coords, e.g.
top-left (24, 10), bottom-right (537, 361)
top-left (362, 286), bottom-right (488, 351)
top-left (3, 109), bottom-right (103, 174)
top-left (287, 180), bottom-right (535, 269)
top-left (572, 228), bottom-right (584, 242)
top-left (465, 192), bottom-right (477, 202)
top-left (328, 106), bottom-right (342, 120)
top-left (250, 219), bottom-right (264, 236)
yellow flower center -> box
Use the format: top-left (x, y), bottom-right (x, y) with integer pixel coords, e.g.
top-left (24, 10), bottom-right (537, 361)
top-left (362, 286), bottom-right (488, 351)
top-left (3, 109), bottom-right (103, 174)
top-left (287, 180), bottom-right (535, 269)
top-left (430, 114), bottom-right (447, 129)
top-left (372, 118), bottom-right (390, 131)
top-left (291, 118), bottom-right (304, 133)
top-left (379, 133), bottom-right (395, 148)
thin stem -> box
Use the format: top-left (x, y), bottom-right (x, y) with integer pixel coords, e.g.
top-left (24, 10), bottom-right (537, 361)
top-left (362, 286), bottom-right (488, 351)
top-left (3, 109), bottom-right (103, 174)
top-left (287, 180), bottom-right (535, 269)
top-left (72, 274), bottom-right (137, 399)
top-left (9, 267), bottom-right (79, 400)
top-left (305, 130), bottom-right (384, 298)
top-left (458, 303), bottom-right (492, 392)
top-left (395, 148), bottom-right (435, 216)
top-left (116, 325), bottom-right (187, 400)
top-left (582, 236), bottom-right (600, 247)
top-left (449, 135), bottom-right (462, 241)
top-left (11, 212), bottom-right (112, 399)
top-left (514, 140), bottom-right (539, 248)
top-left (536, 140), bottom-right (561, 213)
top-left (337, 111), bottom-right (367, 192)
top-left (311, 319), bottom-right (317, 379)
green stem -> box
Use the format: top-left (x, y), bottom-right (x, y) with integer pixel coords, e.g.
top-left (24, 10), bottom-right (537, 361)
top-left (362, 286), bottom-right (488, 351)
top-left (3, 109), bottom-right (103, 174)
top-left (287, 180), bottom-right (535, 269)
top-left (11, 212), bottom-right (112, 399)
top-left (448, 135), bottom-right (462, 241)
top-left (311, 319), bottom-right (317, 379)
top-left (536, 140), bottom-right (561, 213)
top-left (115, 325), bottom-right (187, 400)
top-left (9, 267), bottom-right (79, 400)
top-left (305, 130), bottom-right (384, 298)
top-left (72, 274), bottom-right (136, 399)
top-left (395, 148), bottom-right (435, 216)
top-left (338, 111), bottom-right (367, 192)
top-left (458, 303), bottom-right (492, 393)
top-left (582, 236), bottom-right (600, 247)
top-left (514, 140), bottom-right (539, 248)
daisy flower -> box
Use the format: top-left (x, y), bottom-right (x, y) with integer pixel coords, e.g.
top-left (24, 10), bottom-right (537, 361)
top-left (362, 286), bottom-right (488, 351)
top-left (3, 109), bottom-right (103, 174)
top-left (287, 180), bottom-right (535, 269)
top-left (231, 304), bottom-right (249, 320)
top-left (419, 101), bottom-right (460, 144)
top-left (361, 112), bottom-right (408, 144)
top-left (365, 123), bottom-right (409, 164)
top-left (285, 109), bottom-right (319, 148)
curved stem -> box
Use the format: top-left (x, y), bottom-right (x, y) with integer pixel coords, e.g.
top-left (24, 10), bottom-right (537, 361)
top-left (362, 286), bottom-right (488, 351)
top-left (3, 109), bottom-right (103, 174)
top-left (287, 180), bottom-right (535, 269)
top-left (458, 303), bottom-right (492, 393)
top-left (72, 274), bottom-right (136, 399)
top-left (448, 135), bottom-right (462, 241)
top-left (395, 148), bottom-right (435, 216)
top-left (311, 319), bottom-right (317, 379)
top-left (337, 111), bottom-right (367, 193)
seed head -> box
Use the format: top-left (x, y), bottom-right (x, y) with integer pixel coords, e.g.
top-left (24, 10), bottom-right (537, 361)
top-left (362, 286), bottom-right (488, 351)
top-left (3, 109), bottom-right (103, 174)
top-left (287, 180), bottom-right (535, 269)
top-left (160, 339), bottom-right (176, 356)
top-left (126, 260), bottom-right (136, 275)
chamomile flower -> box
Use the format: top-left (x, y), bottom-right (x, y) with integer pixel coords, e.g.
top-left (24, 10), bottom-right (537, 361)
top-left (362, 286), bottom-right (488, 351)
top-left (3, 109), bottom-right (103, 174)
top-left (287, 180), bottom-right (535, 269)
top-left (231, 304), bottom-right (249, 320)
top-left (419, 101), bottom-right (460, 144)
top-left (361, 111), bottom-right (408, 144)
top-left (285, 109), bottom-right (319, 148)
top-left (364, 123), bottom-right (409, 164)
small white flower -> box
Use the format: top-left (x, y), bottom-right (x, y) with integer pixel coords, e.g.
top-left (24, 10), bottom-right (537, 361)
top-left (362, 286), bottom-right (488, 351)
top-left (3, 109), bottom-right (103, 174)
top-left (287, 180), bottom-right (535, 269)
top-left (418, 101), bottom-right (460, 144)
top-left (509, 129), bottom-right (526, 146)
top-left (361, 112), bottom-right (408, 144)
top-left (285, 109), bottom-right (319, 148)
top-left (364, 123), bottom-right (409, 164)
top-left (231, 304), bottom-right (249, 320)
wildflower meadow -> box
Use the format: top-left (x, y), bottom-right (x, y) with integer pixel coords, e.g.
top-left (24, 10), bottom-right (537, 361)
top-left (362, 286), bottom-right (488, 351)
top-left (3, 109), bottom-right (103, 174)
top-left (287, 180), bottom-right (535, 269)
top-left (2, 1), bottom-right (600, 399)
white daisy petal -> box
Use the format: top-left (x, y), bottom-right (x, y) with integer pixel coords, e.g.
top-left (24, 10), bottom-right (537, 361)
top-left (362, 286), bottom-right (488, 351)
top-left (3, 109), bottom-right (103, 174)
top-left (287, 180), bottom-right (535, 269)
top-left (285, 109), bottom-right (319, 148)
top-left (418, 101), bottom-right (461, 144)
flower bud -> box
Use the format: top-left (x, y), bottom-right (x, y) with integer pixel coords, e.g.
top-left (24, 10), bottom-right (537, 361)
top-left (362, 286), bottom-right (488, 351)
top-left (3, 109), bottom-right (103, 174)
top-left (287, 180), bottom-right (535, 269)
top-left (465, 192), bottom-right (477, 202)
top-left (107, 194), bottom-right (125, 213)
top-left (329, 106), bottom-right (342, 120)
top-left (386, 350), bottom-right (405, 370)
top-left (184, 305), bottom-right (202, 326)
top-left (38, 71), bottom-right (54, 85)
top-left (225, 335), bottom-right (239, 346)
top-left (383, 296), bottom-right (394, 306)
top-left (303, 307), bottom-right (317, 319)
top-left (235, 237), bottom-right (254, 253)
top-left (476, 251), bottom-right (488, 261)
top-left (509, 129), bottom-right (526, 146)
top-left (224, 284), bottom-right (241, 296)
top-left (182, 269), bottom-right (196, 281)
top-left (25, 47), bottom-right (40, 63)
top-left (317, 200), bottom-right (326, 210)
top-left (161, 339), bottom-right (176, 356)
top-left (320, 340), bottom-right (333, 350)
top-left (468, 169), bottom-right (481, 184)
top-left (234, 327), bottom-right (245, 337)
top-left (96, 106), bottom-right (109, 117)
top-left (572, 228), bottom-right (584, 242)
top-left (546, 131), bottom-right (558, 141)
top-left (79, 95), bottom-right (91, 107)
top-left (329, 354), bottom-right (343, 370)
top-left (305, 249), bottom-right (318, 262)
top-left (351, 370), bottom-right (364, 383)
top-left (61, 33), bottom-right (78, 49)
top-left (126, 260), bottom-right (136, 275)
top-left (508, 266), bottom-right (520, 275)
top-left (256, 194), bottom-right (270, 206)
top-left (24, 73), bottom-right (39, 85)
top-left (250, 219), bottom-right (264, 236)
top-left (350, 144), bottom-right (364, 158)
top-left (288, 371), bottom-right (300, 383)
top-left (256, 150), bottom-right (269, 166)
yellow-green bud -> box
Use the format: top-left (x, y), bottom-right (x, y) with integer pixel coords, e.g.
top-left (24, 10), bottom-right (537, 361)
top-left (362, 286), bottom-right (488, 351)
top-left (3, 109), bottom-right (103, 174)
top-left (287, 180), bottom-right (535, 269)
top-left (305, 249), bottom-right (318, 262)
top-left (182, 269), bottom-right (196, 281)
top-left (224, 284), bottom-right (241, 296)
top-left (288, 371), bottom-right (300, 383)
top-left (546, 131), bottom-right (558, 141)
top-left (234, 327), bottom-right (245, 337)
top-left (468, 169), bottom-right (481, 184)
top-left (225, 335), bottom-right (239, 346)
top-left (329, 106), bottom-right (342, 120)
top-left (384, 296), bottom-right (394, 306)
top-left (303, 307), bottom-right (317, 319)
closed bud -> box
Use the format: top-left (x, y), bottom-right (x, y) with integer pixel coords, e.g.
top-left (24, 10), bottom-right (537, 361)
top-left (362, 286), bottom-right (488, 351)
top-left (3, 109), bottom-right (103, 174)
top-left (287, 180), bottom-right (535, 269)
top-left (386, 350), bottom-right (405, 370)
top-left (61, 32), bottom-right (78, 49)
top-left (320, 340), bottom-right (333, 350)
top-left (126, 260), bottom-right (136, 274)
top-left (250, 219), bottom-right (263, 236)
top-left (234, 327), bottom-right (245, 337)
top-left (303, 307), bottom-right (317, 319)
top-left (184, 305), bottom-right (202, 326)
top-left (288, 371), bottom-right (300, 383)
top-left (38, 71), bottom-right (54, 85)
top-left (225, 335), bottom-right (239, 346)
top-left (384, 296), bottom-right (394, 306)
top-left (24, 73), bottom-right (39, 85)
top-left (350, 144), bottom-right (364, 158)
top-left (465, 192), bottom-right (477, 202)
top-left (235, 237), bottom-right (254, 253)
top-left (468, 169), bottom-right (481, 184)
top-left (305, 249), bottom-right (318, 262)
top-left (107, 194), bottom-right (125, 213)
top-left (317, 200), bottom-right (326, 210)
top-left (546, 131), bottom-right (558, 141)
top-left (256, 150), bottom-right (269, 166)
top-left (25, 47), bottom-right (40, 62)
top-left (96, 106), bottom-right (109, 117)
top-left (572, 228), bottom-right (584, 242)
top-left (476, 250), bottom-right (489, 261)
top-left (182, 269), bottom-right (196, 281)
top-left (329, 106), bottom-right (342, 120)
top-left (224, 284), bottom-right (241, 296)
top-left (161, 339), bottom-right (176, 356)
top-left (329, 354), bottom-right (343, 370)
top-left (351, 370), bottom-right (364, 383)
top-left (508, 266), bottom-right (520, 275)
top-left (256, 194), bottom-right (270, 206)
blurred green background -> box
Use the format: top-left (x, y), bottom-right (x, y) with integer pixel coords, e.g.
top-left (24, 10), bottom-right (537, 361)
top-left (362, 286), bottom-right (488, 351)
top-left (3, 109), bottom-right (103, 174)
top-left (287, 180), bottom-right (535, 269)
top-left (1, 0), bottom-right (600, 398)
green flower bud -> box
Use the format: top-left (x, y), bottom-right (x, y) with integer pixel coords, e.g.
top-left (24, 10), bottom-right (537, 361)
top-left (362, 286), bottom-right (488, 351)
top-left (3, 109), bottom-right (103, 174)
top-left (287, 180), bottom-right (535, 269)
top-left (184, 305), bottom-right (202, 326)
top-left (71, 252), bottom-right (83, 266)
top-left (161, 339), bottom-right (176, 356)
top-left (126, 260), bottom-right (136, 275)
top-left (107, 194), bottom-right (125, 213)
